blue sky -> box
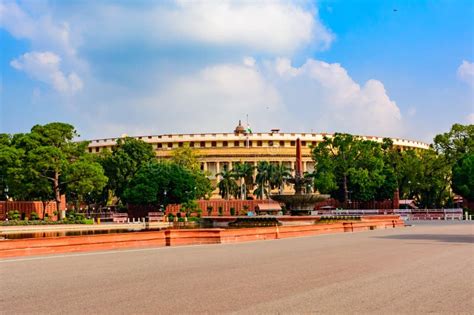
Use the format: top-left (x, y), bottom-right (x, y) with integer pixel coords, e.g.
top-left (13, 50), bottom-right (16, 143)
top-left (1, 0), bottom-right (473, 142)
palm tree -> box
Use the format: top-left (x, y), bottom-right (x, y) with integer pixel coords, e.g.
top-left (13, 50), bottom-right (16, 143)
top-left (271, 164), bottom-right (291, 194)
top-left (233, 162), bottom-right (254, 200)
top-left (254, 161), bottom-right (273, 199)
top-left (217, 169), bottom-right (238, 200)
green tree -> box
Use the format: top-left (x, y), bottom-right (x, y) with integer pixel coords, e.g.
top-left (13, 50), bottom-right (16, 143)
top-left (101, 137), bottom-right (155, 202)
top-left (271, 164), bottom-right (291, 193)
top-left (311, 134), bottom-right (392, 204)
top-left (123, 161), bottom-right (204, 206)
top-left (65, 155), bottom-right (108, 210)
top-left (452, 153), bottom-right (474, 200)
top-left (232, 162), bottom-right (254, 199)
top-left (254, 161), bottom-right (274, 199)
top-left (170, 145), bottom-right (213, 199)
top-left (217, 169), bottom-right (238, 200)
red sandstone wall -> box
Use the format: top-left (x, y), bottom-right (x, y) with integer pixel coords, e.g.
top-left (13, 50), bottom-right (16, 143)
top-left (0, 195), bottom-right (66, 220)
top-left (166, 200), bottom-right (280, 216)
top-left (0, 216), bottom-right (404, 258)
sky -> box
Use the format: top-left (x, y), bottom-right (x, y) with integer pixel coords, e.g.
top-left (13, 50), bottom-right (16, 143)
top-left (1, 0), bottom-right (473, 143)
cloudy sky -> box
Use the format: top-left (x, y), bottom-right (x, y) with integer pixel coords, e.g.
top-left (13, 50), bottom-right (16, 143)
top-left (1, 0), bottom-right (473, 142)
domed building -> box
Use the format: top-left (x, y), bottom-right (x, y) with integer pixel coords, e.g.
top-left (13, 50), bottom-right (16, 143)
top-left (87, 122), bottom-right (429, 196)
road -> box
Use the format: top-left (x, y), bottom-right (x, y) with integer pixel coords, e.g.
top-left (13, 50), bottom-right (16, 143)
top-left (1, 222), bottom-right (473, 314)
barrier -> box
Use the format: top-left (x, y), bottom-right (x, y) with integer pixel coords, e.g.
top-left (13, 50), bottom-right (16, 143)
top-left (0, 215), bottom-right (404, 258)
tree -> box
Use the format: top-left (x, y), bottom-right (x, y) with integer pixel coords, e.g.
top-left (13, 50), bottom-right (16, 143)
top-left (101, 137), bottom-right (155, 202)
top-left (433, 124), bottom-right (474, 163)
top-left (311, 134), bottom-right (390, 204)
top-left (123, 161), bottom-right (205, 206)
top-left (170, 145), bottom-right (213, 199)
top-left (271, 164), bottom-right (291, 193)
top-left (217, 169), bottom-right (238, 200)
top-left (254, 161), bottom-right (274, 199)
top-left (452, 153), bottom-right (474, 200)
top-left (65, 156), bottom-right (108, 210)
top-left (232, 162), bottom-right (254, 199)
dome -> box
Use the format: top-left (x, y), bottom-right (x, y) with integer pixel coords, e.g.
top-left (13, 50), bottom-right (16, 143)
top-left (234, 120), bottom-right (246, 134)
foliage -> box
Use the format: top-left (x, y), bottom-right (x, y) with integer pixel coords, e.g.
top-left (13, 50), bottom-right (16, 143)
top-left (228, 217), bottom-right (281, 228)
top-left (218, 206), bottom-right (223, 216)
top-left (1, 123), bottom-right (108, 218)
top-left (217, 169), bottom-right (238, 199)
top-left (452, 153), bottom-right (474, 200)
top-left (206, 206), bottom-right (213, 216)
top-left (30, 211), bottom-right (39, 220)
top-left (230, 207), bottom-right (236, 216)
top-left (123, 161), bottom-right (207, 206)
top-left (232, 162), bottom-right (255, 199)
top-left (100, 137), bottom-right (155, 202)
top-left (311, 134), bottom-right (390, 203)
top-left (181, 199), bottom-right (200, 217)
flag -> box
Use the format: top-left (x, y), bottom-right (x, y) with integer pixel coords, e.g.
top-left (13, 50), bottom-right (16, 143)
top-left (246, 125), bottom-right (252, 134)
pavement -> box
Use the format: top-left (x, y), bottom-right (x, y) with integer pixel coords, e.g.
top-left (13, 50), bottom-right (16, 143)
top-left (1, 222), bottom-right (473, 314)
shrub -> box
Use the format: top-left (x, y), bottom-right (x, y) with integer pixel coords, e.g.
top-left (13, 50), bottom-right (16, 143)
top-left (218, 206), bottom-right (223, 216)
top-left (7, 210), bottom-right (20, 220)
top-left (168, 213), bottom-right (175, 221)
top-left (30, 212), bottom-right (40, 220)
top-left (230, 207), bottom-right (235, 216)
top-left (207, 206), bottom-right (213, 216)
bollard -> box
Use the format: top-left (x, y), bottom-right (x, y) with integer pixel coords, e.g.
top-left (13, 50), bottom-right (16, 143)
top-left (127, 218), bottom-right (130, 223)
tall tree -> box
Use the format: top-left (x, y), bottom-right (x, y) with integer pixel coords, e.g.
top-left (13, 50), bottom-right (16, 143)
top-left (312, 134), bottom-right (392, 204)
top-left (101, 137), bottom-right (155, 202)
top-left (232, 162), bottom-right (254, 199)
top-left (452, 153), bottom-right (474, 200)
top-left (254, 161), bottom-right (274, 199)
top-left (217, 169), bottom-right (238, 200)
top-left (171, 145), bottom-right (213, 199)
top-left (123, 161), bottom-right (202, 206)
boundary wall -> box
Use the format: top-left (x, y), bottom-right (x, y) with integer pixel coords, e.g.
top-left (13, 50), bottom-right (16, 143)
top-left (0, 215), bottom-right (403, 258)
top-left (0, 196), bottom-right (67, 220)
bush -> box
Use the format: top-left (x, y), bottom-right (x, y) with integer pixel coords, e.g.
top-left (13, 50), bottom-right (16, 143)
top-left (168, 213), bottom-right (175, 221)
top-left (229, 217), bottom-right (282, 228)
top-left (230, 207), bottom-right (235, 216)
top-left (30, 212), bottom-right (40, 220)
top-left (7, 210), bottom-right (20, 220)
top-left (218, 206), bottom-right (223, 216)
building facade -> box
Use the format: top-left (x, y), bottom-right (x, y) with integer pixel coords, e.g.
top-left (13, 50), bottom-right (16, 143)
top-left (87, 122), bottom-right (430, 196)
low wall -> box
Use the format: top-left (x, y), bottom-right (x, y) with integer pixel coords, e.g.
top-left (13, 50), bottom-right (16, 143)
top-left (0, 216), bottom-right (404, 258)
top-left (0, 196), bottom-right (67, 220)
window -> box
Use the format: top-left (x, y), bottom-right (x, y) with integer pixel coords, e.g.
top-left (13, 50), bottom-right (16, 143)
top-left (200, 141), bottom-right (206, 147)
top-left (148, 136), bottom-right (152, 139)
top-left (167, 143), bottom-right (173, 148)
top-left (157, 143), bottom-right (162, 148)
top-left (290, 141), bottom-right (295, 146)
top-left (279, 141), bottom-right (285, 147)
top-left (268, 140), bottom-right (273, 146)
top-left (95, 147), bottom-right (100, 152)
top-left (88, 148), bottom-right (92, 153)
top-left (211, 141), bottom-right (217, 147)
top-left (178, 142), bottom-right (183, 147)
top-left (302, 141), bottom-right (307, 146)
top-left (248, 140), bottom-right (253, 147)
top-left (312, 141), bottom-right (316, 147)
top-left (189, 142), bottom-right (194, 147)
top-left (234, 141), bottom-right (240, 147)
top-left (223, 141), bottom-right (228, 147)
top-left (257, 140), bottom-right (263, 147)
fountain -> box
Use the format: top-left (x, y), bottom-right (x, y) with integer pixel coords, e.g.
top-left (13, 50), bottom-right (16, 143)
top-left (270, 138), bottom-right (330, 215)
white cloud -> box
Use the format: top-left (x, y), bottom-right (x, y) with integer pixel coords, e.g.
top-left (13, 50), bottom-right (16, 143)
top-left (0, 1), bottom-right (78, 57)
top-left (266, 58), bottom-right (402, 136)
top-left (83, 58), bottom-right (403, 138)
top-left (11, 52), bottom-right (83, 93)
top-left (457, 60), bottom-right (474, 87)
top-left (80, 1), bottom-right (332, 55)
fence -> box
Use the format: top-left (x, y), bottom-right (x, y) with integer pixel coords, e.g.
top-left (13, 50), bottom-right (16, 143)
top-left (314, 208), bottom-right (464, 220)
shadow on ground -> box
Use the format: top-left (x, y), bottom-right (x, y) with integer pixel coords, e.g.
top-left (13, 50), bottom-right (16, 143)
top-left (375, 234), bottom-right (474, 244)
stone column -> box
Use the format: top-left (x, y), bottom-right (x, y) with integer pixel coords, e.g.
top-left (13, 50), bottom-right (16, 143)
top-left (216, 161), bottom-right (221, 180)
top-left (303, 161), bottom-right (307, 173)
top-left (228, 161), bottom-right (233, 171)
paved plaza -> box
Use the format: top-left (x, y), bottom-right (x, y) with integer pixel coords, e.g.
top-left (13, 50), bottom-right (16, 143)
top-left (1, 222), bottom-right (473, 314)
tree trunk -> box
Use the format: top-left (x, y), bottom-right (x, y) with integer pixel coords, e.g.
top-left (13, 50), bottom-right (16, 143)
top-left (54, 172), bottom-right (62, 220)
top-left (343, 174), bottom-right (348, 204)
top-left (42, 201), bottom-right (47, 220)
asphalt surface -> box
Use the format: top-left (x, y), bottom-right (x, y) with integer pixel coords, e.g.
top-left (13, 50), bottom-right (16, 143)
top-left (1, 222), bottom-right (473, 314)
